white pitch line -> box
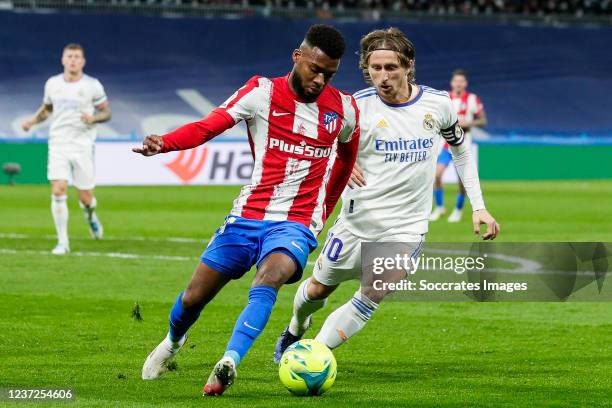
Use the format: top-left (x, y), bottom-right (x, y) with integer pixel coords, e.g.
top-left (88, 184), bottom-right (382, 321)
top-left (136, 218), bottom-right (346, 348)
top-left (0, 248), bottom-right (196, 262)
top-left (0, 247), bottom-right (317, 266)
top-left (0, 232), bottom-right (207, 244)
top-left (0, 233), bottom-right (28, 239)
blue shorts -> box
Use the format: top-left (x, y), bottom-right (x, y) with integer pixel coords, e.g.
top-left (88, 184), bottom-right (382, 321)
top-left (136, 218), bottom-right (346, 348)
top-left (437, 148), bottom-right (452, 166)
top-left (201, 215), bottom-right (318, 284)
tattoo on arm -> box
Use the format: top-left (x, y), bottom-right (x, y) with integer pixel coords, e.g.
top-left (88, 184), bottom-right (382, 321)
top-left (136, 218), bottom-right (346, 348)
top-left (93, 104), bottom-right (112, 124)
top-left (33, 104), bottom-right (53, 124)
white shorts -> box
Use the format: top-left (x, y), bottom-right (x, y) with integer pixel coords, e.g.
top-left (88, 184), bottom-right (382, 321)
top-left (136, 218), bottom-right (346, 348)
top-left (47, 147), bottom-right (96, 190)
top-left (312, 220), bottom-right (425, 286)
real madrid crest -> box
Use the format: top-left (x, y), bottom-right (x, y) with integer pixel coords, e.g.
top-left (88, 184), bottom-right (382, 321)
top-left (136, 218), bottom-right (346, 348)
top-left (423, 113), bottom-right (434, 131)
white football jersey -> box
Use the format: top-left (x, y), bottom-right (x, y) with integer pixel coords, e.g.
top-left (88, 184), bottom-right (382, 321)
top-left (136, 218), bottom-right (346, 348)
top-left (43, 74), bottom-right (107, 150)
top-left (338, 85), bottom-right (461, 238)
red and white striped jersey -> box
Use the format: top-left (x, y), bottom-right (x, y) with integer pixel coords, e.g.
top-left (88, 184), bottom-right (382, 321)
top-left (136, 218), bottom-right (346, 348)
top-left (442, 91), bottom-right (484, 150)
top-left (450, 91), bottom-right (484, 125)
top-left (216, 75), bottom-right (359, 234)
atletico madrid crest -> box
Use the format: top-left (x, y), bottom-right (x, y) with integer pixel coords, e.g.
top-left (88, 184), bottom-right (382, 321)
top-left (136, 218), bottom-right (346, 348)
top-left (323, 112), bottom-right (339, 134)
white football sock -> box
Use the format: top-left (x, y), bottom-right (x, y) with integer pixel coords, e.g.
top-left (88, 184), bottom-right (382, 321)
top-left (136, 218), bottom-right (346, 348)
top-left (51, 194), bottom-right (69, 247)
top-left (315, 290), bottom-right (378, 349)
top-left (288, 278), bottom-right (327, 337)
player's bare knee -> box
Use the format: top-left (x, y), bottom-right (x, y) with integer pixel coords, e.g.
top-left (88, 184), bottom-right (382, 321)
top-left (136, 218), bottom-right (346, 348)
top-left (52, 182), bottom-right (67, 196)
top-left (307, 277), bottom-right (337, 300)
top-left (78, 190), bottom-right (94, 206)
top-left (182, 286), bottom-right (206, 310)
top-left (252, 266), bottom-right (289, 290)
top-left (253, 253), bottom-right (297, 289)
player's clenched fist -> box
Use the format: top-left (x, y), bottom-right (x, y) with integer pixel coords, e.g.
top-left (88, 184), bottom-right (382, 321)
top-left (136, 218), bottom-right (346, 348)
top-left (81, 112), bottom-right (95, 125)
top-left (21, 120), bottom-right (34, 132)
top-left (133, 135), bottom-right (164, 156)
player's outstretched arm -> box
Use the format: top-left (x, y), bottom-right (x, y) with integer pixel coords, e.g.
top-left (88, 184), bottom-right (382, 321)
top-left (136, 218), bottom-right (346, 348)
top-left (132, 135), bottom-right (164, 156)
top-left (448, 139), bottom-right (500, 240)
top-left (443, 118), bottom-right (499, 240)
top-left (135, 110), bottom-right (235, 157)
top-left (22, 104), bottom-right (53, 132)
top-left (136, 76), bottom-right (261, 157)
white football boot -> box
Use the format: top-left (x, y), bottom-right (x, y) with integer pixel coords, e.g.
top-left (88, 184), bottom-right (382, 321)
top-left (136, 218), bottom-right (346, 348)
top-left (429, 206), bottom-right (446, 221)
top-left (203, 356), bottom-right (237, 396)
top-left (142, 333), bottom-right (187, 380)
top-left (51, 243), bottom-right (70, 255)
top-left (448, 208), bottom-right (463, 223)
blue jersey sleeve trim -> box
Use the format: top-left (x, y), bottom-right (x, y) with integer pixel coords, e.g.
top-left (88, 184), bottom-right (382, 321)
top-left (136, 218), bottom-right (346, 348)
top-left (355, 92), bottom-right (377, 100)
top-left (353, 87), bottom-right (375, 97)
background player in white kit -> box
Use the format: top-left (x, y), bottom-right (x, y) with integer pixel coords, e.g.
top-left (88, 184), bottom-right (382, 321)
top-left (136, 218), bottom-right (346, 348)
top-left (274, 28), bottom-right (500, 358)
top-left (431, 69), bottom-right (487, 222)
top-left (22, 43), bottom-right (111, 255)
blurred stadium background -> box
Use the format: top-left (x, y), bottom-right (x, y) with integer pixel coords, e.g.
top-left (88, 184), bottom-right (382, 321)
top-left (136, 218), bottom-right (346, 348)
top-left (1, 1), bottom-right (611, 406)
top-left (1, 0), bottom-right (612, 183)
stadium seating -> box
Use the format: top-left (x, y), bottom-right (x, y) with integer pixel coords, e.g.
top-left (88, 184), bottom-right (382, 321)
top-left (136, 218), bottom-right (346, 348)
top-left (1, 11), bottom-right (611, 138)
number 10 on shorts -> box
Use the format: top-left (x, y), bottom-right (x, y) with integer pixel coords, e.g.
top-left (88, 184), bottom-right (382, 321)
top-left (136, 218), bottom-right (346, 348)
top-left (322, 232), bottom-right (343, 262)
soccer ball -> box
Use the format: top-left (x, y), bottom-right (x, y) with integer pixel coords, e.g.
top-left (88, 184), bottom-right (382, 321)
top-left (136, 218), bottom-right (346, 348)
top-left (278, 339), bottom-right (337, 396)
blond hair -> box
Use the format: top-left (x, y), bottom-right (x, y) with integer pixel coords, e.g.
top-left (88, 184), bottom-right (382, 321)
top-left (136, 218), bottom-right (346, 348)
top-left (63, 43), bottom-right (85, 57)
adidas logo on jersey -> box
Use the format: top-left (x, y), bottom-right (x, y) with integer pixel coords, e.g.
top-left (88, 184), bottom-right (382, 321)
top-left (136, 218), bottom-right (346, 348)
top-left (376, 118), bottom-right (389, 129)
top-left (268, 137), bottom-right (332, 158)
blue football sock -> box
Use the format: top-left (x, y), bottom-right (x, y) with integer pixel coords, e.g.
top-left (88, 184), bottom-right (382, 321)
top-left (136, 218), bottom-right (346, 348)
top-left (434, 188), bottom-right (444, 207)
top-left (224, 285), bottom-right (277, 366)
top-left (455, 194), bottom-right (465, 210)
top-left (168, 291), bottom-right (203, 342)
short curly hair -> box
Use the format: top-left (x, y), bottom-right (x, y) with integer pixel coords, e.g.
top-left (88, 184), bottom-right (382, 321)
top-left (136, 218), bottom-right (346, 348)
top-left (304, 24), bottom-right (346, 60)
top-left (359, 28), bottom-right (416, 84)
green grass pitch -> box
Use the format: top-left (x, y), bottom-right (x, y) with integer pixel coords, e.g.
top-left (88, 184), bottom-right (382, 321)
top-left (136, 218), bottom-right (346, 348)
top-left (1, 181), bottom-right (611, 407)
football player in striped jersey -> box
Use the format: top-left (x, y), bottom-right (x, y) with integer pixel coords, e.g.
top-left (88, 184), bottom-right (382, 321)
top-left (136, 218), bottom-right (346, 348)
top-left (135, 24), bottom-right (359, 396)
